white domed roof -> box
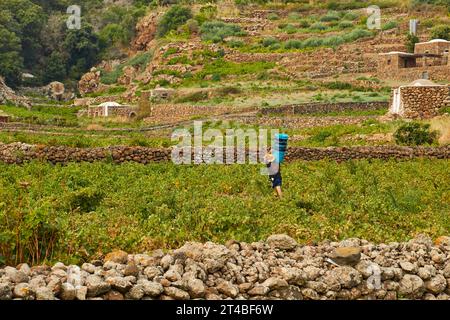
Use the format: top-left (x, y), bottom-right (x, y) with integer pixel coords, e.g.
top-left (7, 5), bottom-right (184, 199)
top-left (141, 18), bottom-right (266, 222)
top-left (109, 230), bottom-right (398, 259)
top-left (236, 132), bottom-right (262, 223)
top-left (428, 39), bottom-right (450, 43)
top-left (407, 79), bottom-right (444, 86)
top-left (98, 101), bottom-right (122, 107)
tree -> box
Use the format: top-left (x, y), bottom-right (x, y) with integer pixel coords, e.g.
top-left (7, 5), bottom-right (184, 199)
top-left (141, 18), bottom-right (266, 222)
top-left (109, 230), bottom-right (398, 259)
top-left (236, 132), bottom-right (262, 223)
top-left (431, 25), bottom-right (450, 41)
top-left (0, 26), bottom-right (24, 87)
top-left (44, 52), bottom-right (67, 83)
top-left (157, 5), bottom-right (192, 38)
top-left (63, 23), bottom-right (100, 79)
top-left (405, 33), bottom-right (419, 53)
top-left (0, 0), bottom-right (46, 69)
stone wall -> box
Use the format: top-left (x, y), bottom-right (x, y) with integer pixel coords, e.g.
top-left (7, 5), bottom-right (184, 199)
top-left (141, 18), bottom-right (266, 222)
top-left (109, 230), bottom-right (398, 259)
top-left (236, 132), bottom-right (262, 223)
top-left (260, 102), bottom-right (388, 116)
top-left (399, 86), bottom-right (449, 119)
top-left (232, 115), bottom-right (376, 128)
top-left (377, 64), bottom-right (450, 82)
top-left (0, 143), bottom-right (448, 165)
top-left (144, 104), bottom-right (254, 124)
top-left (1, 234), bottom-right (450, 300)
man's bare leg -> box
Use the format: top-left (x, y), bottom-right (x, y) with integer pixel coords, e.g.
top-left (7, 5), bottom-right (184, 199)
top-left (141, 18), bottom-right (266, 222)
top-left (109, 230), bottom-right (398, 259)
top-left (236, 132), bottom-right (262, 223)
top-left (275, 186), bottom-right (282, 198)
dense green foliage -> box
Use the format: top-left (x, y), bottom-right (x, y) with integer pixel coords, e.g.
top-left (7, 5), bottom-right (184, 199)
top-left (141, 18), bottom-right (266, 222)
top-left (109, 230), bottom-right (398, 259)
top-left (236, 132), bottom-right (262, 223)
top-left (0, 0), bottom-right (148, 87)
top-left (431, 25), bottom-right (450, 40)
top-left (0, 160), bottom-right (448, 264)
top-left (394, 122), bottom-right (439, 146)
top-left (200, 21), bottom-right (246, 43)
top-left (157, 5), bottom-right (192, 37)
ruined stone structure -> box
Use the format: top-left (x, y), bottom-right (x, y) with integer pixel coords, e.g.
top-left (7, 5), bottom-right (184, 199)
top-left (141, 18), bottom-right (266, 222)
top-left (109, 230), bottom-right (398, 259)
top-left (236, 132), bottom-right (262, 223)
top-left (87, 102), bottom-right (136, 118)
top-left (378, 39), bottom-right (450, 81)
top-left (389, 79), bottom-right (449, 119)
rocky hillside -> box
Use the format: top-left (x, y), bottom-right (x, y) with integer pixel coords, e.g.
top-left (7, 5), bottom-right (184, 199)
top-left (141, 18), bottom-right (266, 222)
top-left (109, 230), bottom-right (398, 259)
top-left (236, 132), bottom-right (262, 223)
top-left (76, 0), bottom-right (450, 108)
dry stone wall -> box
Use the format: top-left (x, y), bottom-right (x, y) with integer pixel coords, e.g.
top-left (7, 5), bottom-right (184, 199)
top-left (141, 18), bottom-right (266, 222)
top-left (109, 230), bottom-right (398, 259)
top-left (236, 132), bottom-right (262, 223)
top-left (1, 234), bottom-right (450, 300)
top-left (260, 102), bottom-right (388, 115)
top-left (0, 143), bottom-right (448, 165)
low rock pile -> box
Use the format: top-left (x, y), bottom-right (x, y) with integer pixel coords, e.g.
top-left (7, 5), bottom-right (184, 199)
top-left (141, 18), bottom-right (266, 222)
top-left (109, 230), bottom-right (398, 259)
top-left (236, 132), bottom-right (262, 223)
top-left (1, 235), bottom-right (450, 300)
top-left (0, 76), bottom-right (32, 109)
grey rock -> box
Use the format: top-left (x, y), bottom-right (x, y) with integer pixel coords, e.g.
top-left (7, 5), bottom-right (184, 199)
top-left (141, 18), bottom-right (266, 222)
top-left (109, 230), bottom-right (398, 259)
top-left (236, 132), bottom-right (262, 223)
top-left (86, 275), bottom-right (111, 297)
top-left (144, 266), bottom-right (163, 280)
top-left (267, 234), bottom-right (297, 251)
top-left (217, 280), bottom-right (239, 298)
top-left (127, 285), bottom-right (145, 300)
top-left (247, 285), bottom-right (269, 296)
top-left (138, 279), bottom-right (164, 297)
top-left (106, 277), bottom-right (132, 294)
top-left (330, 247), bottom-right (361, 266)
top-left (262, 277), bottom-right (289, 290)
top-left (399, 261), bottom-right (417, 274)
top-left (186, 278), bottom-right (206, 298)
top-left (35, 287), bottom-right (55, 300)
top-left (328, 266), bottom-right (362, 289)
top-left (160, 255), bottom-right (173, 271)
top-left (399, 275), bottom-right (425, 298)
top-left (164, 287), bottom-right (190, 300)
top-left (13, 283), bottom-right (33, 299)
top-left (0, 283), bottom-right (12, 300)
top-left (4, 266), bottom-right (29, 284)
top-left (60, 283), bottom-right (77, 300)
top-left (81, 263), bottom-right (96, 274)
top-left (425, 275), bottom-right (447, 294)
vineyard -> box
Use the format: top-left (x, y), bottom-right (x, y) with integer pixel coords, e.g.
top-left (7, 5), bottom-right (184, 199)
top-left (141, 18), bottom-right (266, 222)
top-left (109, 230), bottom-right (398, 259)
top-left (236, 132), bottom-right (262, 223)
top-left (1, 159), bottom-right (448, 266)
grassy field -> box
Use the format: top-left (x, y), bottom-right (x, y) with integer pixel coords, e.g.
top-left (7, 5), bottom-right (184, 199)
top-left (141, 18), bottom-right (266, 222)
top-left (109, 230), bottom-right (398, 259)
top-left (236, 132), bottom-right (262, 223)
top-left (1, 159), bottom-right (448, 265)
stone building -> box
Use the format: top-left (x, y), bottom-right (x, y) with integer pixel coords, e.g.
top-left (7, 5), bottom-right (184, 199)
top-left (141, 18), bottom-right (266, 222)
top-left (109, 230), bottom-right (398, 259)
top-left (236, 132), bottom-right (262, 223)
top-left (87, 101), bottom-right (137, 118)
top-left (0, 110), bottom-right (10, 123)
top-left (150, 87), bottom-right (175, 100)
top-left (378, 39), bottom-right (450, 81)
top-left (389, 79), bottom-right (449, 119)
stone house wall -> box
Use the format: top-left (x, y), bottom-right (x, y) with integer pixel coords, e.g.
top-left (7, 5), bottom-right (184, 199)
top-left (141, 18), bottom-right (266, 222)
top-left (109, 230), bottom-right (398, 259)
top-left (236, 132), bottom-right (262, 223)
top-left (87, 106), bottom-right (136, 118)
top-left (399, 86), bottom-right (449, 119)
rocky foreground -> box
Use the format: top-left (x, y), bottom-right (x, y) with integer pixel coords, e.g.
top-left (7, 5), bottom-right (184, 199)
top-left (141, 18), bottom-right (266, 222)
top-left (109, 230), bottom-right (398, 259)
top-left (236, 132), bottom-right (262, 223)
top-left (1, 234), bottom-right (450, 300)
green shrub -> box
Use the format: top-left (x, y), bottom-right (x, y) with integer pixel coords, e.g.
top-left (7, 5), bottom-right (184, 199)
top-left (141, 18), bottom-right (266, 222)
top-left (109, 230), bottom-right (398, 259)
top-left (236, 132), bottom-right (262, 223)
top-left (322, 36), bottom-right (345, 47)
top-left (310, 22), bottom-right (328, 31)
top-left (288, 12), bottom-right (300, 21)
top-left (343, 12), bottom-right (359, 20)
top-left (382, 21), bottom-right (398, 31)
top-left (284, 24), bottom-right (298, 34)
top-left (200, 21), bottom-right (246, 43)
top-left (157, 5), bottom-right (193, 38)
top-left (394, 122), bottom-right (439, 146)
top-left (406, 33), bottom-right (419, 53)
top-left (298, 19), bottom-right (311, 28)
top-left (262, 37), bottom-right (280, 47)
top-left (430, 25), bottom-right (450, 41)
top-left (284, 39), bottom-right (303, 49)
top-left (267, 12), bottom-right (279, 20)
top-left (167, 55), bottom-right (193, 65)
top-left (227, 39), bottom-right (244, 48)
top-left (320, 11), bottom-right (340, 22)
top-left (338, 21), bottom-right (354, 29)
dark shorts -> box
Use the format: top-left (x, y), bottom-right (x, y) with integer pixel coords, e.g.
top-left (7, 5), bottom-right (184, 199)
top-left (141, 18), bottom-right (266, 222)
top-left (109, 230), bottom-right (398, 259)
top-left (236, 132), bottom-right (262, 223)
top-left (269, 171), bottom-right (282, 188)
